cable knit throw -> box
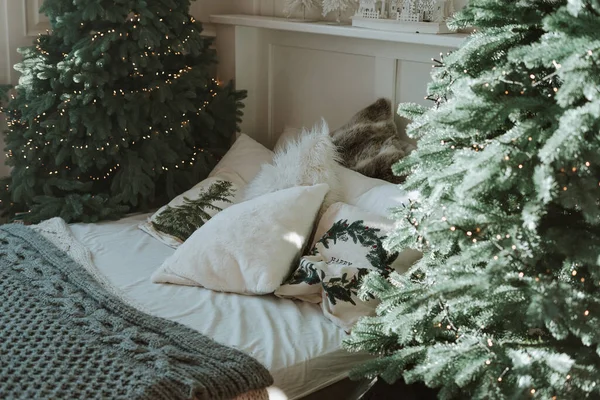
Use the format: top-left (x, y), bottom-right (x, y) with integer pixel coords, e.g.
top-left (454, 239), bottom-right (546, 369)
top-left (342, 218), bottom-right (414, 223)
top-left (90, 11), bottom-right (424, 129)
top-left (0, 223), bottom-right (273, 400)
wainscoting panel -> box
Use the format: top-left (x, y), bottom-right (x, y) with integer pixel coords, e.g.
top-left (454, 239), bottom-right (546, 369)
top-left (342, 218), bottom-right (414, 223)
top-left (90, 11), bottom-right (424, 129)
top-left (270, 45), bottom-right (377, 140)
top-left (224, 22), bottom-right (458, 148)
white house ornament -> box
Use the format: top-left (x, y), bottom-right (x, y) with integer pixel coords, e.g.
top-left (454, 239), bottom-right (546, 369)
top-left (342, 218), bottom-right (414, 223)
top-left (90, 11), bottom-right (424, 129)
top-left (352, 0), bottom-right (456, 34)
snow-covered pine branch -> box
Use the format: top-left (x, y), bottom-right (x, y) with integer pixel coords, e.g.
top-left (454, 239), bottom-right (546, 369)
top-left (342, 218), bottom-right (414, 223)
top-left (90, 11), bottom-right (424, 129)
top-left (284, 0), bottom-right (322, 19)
top-left (322, 0), bottom-right (356, 22)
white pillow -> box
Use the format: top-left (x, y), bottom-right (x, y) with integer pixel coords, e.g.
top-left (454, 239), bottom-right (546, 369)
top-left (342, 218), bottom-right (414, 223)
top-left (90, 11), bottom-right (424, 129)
top-left (244, 121), bottom-right (341, 216)
top-left (151, 183), bottom-right (330, 295)
top-left (339, 166), bottom-right (419, 218)
top-left (139, 171), bottom-right (245, 248)
top-left (276, 202), bottom-right (416, 331)
top-left (274, 127), bottom-right (301, 152)
top-left (209, 133), bottom-right (274, 184)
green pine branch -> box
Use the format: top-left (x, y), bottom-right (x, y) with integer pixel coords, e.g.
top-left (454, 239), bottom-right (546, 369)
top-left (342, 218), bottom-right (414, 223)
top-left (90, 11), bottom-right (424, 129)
top-left (152, 180), bottom-right (234, 242)
top-left (285, 257), bottom-right (323, 285)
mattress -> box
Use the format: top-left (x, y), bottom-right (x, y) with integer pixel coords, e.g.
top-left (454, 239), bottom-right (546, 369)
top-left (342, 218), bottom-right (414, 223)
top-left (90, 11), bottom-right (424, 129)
top-left (66, 213), bottom-right (372, 400)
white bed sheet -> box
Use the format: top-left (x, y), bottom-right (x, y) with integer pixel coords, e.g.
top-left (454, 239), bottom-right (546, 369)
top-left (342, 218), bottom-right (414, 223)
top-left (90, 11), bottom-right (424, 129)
top-left (68, 213), bottom-right (372, 400)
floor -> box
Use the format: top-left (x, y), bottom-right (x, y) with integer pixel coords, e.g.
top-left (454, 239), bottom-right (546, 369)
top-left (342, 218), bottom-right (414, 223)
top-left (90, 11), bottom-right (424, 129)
top-left (359, 379), bottom-right (438, 400)
top-left (301, 377), bottom-right (438, 400)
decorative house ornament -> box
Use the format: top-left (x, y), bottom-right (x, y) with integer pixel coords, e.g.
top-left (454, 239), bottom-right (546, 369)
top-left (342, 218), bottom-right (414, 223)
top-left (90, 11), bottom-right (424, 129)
top-left (352, 0), bottom-right (456, 34)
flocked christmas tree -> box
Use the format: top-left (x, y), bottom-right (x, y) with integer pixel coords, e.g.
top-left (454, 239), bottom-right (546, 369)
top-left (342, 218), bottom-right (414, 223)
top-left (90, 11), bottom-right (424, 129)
top-left (284, 0), bottom-right (322, 20)
top-left (345, 0), bottom-right (600, 398)
top-left (0, 0), bottom-right (245, 223)
top-left (321, 0), bottom-right (355, 23)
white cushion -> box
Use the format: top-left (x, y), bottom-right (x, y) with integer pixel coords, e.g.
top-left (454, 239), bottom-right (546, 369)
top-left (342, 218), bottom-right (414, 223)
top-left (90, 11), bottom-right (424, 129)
top-left (244, 121), bottom-right (341, 217)
top-left (139, 170), bottom-right (245, 248)
top-left (276, 202), bottom-right (414, 331)
top-left (274, 127), bottom-right (301, 152)
top-left (209, 133), bottom-right (274, 184)
top-left (151, 183), bottom-right (330, 295)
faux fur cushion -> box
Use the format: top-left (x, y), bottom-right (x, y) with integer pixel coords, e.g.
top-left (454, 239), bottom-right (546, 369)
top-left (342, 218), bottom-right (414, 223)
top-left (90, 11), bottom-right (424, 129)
top-left (329, 98), bottom-right (416, 184)
top-left (243, 120), bottom-right (342, 217)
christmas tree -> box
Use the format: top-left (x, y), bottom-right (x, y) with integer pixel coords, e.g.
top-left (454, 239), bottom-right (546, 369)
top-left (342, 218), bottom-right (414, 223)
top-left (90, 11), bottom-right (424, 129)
top-left (284, 0), bottom-right (322, 20)
top-left (0, 0), bottom-right (246, 223)
top-left (321, 0), bottom-right (355, 23)
top-left (345, 0), bottom-right (600, 399)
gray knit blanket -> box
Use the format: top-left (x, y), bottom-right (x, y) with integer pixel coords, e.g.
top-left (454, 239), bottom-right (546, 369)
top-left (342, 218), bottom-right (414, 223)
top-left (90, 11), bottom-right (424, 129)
top-left (0, 223), bottom-right (273, 400)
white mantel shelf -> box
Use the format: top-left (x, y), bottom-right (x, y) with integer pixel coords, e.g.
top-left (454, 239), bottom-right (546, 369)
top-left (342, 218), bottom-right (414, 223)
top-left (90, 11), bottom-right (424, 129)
top-left (209, 14), bottom-right (468, 49)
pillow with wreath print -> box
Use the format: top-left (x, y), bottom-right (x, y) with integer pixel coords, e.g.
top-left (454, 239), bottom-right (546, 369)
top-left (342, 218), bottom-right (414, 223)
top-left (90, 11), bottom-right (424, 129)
top-left (275, 202), bottom-right (399, 332)
top-left (139, 170), bottom-right (245, 248)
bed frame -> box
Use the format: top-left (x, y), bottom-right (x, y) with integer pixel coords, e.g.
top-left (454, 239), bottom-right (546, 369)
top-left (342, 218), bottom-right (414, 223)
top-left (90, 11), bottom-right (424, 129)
top-left (210, 15), bottom-right (466, 150)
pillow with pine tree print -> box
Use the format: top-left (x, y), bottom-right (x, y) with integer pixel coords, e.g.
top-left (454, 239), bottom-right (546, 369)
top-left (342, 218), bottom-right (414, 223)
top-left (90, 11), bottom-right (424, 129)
top-left (275, 202), bottom-right (418, 332)
top-left (139, 171), bottom-right (244, 248)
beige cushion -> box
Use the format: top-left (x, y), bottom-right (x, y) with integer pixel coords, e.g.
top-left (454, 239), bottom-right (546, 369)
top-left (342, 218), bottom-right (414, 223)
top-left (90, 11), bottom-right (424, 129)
top-left (209, 134), bottom-right (274, 184)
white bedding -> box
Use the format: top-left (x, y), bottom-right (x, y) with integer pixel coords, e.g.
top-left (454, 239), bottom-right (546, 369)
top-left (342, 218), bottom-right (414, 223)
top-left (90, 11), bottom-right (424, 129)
top-left (66, 213), bottom-right (372, 400)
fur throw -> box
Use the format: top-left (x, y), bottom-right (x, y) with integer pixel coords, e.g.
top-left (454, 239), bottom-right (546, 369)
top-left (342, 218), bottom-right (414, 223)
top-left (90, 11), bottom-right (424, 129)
top-left (329, 98), bottom-right (416, 184)
top-left (243, 120), bottom-right (342, 217)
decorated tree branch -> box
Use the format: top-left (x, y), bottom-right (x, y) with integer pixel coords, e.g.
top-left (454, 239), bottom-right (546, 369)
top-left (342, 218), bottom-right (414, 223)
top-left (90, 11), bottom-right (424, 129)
top-left (152, 180), bottom-right (234, 242)
top-left (344, 0), bottom-right (600, 398)
top-left (0, 0), bottom-right (246, 223)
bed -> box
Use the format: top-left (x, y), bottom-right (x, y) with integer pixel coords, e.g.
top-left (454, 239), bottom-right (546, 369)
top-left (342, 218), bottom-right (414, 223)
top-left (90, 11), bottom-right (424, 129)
top-left (36, 213), bottom-right (373, 399)
top-left (4, 15), bottom-right (463, 400)
top-left (27, 118), bottom-right (421, 399)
